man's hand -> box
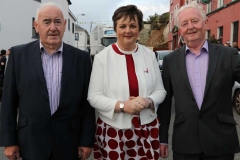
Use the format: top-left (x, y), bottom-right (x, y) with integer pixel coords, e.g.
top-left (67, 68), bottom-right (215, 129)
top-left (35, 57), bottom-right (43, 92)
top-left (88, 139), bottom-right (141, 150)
top-left (4, 145), bottom-right (20, 160)
top-left (78, 146), bottom-right (92, 160)
top-left (160, 144), bottom-right (169, 158)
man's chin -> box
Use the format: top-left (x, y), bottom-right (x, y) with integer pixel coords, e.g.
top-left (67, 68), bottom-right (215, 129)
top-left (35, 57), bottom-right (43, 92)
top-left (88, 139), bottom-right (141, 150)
top-left (48, 38), bottom-right (60, 43)
top-left (47, 40), bottom-right (61, 45)
top-left (187, 37), bottom-right (198, 42)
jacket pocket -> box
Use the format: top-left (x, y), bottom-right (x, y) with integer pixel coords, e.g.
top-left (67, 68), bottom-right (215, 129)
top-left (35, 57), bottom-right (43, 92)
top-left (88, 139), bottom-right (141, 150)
top-left (18, 117), bottom-right (27, 128)
top-left (218, 113), bottom-right (237, 125)
top-left (174, 113), bottom-right (184, 126)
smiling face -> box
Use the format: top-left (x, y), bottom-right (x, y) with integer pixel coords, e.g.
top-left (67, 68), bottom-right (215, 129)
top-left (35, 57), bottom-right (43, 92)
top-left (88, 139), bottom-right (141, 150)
top-left (116, 15), bottom-right (140, 50)
top-left (34, 6), bottom-right (66, 49)
top-left (178, 7), bottom-right (207, 46)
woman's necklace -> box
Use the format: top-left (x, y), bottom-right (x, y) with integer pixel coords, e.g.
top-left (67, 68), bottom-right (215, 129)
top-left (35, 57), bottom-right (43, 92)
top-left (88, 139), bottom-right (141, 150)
top-left (116, 43), bottom-right (138, 55)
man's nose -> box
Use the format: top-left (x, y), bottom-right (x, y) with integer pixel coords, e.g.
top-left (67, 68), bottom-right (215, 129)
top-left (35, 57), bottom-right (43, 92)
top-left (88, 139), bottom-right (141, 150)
top-left (187, 22), bottom-right (194, 29)
top-left (49, 22), bottom-right (57, 30)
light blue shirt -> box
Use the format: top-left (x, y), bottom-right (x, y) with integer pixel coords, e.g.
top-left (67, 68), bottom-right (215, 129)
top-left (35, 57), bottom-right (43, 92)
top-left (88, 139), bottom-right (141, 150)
top-left (40, 42), bottom-right (63, 115)
top-left (186, 40), bottom-right (209, 109)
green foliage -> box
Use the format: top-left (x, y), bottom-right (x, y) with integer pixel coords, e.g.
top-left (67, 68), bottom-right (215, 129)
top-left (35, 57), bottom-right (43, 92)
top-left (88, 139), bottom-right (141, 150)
top-left (147, 13), bottom-right (159, 23)
top-left (160, 12), bottom-right (169, 23)
top-left (147, 12), bottom-right (170, 23)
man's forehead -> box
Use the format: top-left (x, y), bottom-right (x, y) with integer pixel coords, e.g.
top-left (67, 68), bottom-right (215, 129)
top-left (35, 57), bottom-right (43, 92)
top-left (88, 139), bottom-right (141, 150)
top-left (179, 8), bottom-right (200, 17)
top-left (39, 7), bottom-right (64, 19)
top-left (179, 13), bottom-right (201, 23)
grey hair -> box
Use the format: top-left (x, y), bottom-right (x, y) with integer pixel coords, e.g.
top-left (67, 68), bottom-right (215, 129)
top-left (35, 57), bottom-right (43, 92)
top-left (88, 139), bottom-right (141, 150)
top-left (35, 2), bottom-right (64, 22)
top-left (177, 1), bottom-right (206, 27)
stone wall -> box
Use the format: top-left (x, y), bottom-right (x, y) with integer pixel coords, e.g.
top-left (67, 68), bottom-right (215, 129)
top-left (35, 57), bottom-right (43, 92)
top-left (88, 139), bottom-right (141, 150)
top-left (138, 18), bottom-right (169, 49)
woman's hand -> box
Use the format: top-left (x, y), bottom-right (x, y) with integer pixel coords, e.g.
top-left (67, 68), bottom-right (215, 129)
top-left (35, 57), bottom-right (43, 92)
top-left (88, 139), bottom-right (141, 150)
top-left (123, 96), bottom-right (150, 114)
top-left (130, 96), bottom-right (150, 108)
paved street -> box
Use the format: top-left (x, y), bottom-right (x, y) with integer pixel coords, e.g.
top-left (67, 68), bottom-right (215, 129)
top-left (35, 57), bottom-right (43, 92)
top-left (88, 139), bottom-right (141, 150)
top-left (0, 105), bottom-right (240, 160)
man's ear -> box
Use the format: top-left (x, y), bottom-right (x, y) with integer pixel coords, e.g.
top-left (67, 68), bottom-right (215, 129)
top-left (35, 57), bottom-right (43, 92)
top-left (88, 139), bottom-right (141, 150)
top-left (34, 21), bottom-right (39, 33)
top-left (204, 18), bottom-right (208, 26)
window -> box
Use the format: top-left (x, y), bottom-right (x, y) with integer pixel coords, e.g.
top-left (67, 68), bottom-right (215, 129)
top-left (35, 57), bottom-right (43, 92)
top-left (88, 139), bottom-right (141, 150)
top-left (233, 21), bottom-right (239, 43)
top-left (206, 30), bottom-right (211, 39)
top-left (206, 2), bottom-right (212, 13)
top-left (174, 5), bottom-right (179, 26)
top-left (68, 19), bottom-right (70, 31)
top-left (94, 32), bottom-right (98, 40)
top-left (218, 26), bottom-right (223, 44)
top-left (218, 0), bottom-right (224, 8)
top-left (72, 23), bottom-right (74, 33)
top-left (32, 18), bottom-right (39, 38)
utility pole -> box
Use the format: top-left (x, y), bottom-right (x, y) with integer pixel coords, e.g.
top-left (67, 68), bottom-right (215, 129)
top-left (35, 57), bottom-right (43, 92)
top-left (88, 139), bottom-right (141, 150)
top-left (76, 13), bottom-right (85, 48)
top-left (90, 21), bottom-right (93, 33)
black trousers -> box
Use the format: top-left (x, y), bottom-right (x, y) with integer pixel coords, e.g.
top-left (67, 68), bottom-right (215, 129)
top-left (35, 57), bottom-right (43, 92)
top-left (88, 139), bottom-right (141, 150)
top-left (173, 152), bottom-right (234, 160)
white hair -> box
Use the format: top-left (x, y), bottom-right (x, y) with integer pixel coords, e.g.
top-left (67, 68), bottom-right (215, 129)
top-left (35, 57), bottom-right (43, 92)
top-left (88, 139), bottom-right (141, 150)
top-left (177, 1), bottom-right (206, 27)
top-left (35, 2), bottom-right (64, 22)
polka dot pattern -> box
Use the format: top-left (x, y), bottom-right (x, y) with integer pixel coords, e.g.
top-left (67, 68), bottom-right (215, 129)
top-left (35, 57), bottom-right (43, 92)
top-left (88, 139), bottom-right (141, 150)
top-left (93, 116), bottom-right (160, 160)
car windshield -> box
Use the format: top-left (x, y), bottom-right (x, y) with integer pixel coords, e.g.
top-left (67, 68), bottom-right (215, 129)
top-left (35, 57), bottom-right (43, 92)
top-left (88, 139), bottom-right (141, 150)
top-left (102, 37), bottom-right (117, 47)
top-left (158, 51), bottom-right (170, 60)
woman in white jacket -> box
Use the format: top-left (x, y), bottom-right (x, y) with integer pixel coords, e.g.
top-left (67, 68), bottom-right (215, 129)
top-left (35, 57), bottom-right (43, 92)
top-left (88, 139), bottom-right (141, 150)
top-left (88, 4), bottom-right (166, 160)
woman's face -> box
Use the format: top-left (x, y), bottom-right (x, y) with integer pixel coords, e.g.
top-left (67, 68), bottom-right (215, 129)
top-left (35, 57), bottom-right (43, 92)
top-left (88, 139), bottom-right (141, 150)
top-left (116, 15), bottom-right (140, 50)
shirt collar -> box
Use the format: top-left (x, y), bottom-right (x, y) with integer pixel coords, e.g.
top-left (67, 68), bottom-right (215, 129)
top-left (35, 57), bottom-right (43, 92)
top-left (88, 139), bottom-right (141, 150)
top-left (185, 40), bottom-right (209, 55)
top-left (40, 42), bottom-right (63, 54)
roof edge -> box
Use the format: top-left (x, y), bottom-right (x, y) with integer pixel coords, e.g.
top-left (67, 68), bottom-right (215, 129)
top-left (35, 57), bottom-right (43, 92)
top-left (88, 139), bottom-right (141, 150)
top-left (67, 0), bottom-right (72, 5)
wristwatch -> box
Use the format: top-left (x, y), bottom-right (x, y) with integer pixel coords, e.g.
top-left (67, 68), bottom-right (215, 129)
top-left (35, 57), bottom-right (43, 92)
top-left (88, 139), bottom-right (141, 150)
top-left (119, 102), bottom-right (125, 113)
top-left (147, 97), bottom-right (153, 108)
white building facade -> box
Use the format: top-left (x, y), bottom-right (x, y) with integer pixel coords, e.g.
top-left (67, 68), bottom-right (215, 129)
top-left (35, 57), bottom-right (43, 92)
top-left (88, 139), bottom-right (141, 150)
top-left (75, 25), bottom-right (89, 51)
top-left (0, 0), bottom-right (76, 50)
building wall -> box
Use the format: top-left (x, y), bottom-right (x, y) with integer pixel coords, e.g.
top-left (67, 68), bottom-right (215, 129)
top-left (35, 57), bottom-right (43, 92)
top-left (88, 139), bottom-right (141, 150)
top-left (74, 30), bottom-right (88, 51)
top-left (206, 1), bottom-right (240, 46)
top-left (168, 0), bottom-right (184, 50)
top-left (65, 11), bottom-right (76, 46)
top-left (0, 0), bottom-right (75, 50)
top-left (139, 24), bottom-right (151, 45)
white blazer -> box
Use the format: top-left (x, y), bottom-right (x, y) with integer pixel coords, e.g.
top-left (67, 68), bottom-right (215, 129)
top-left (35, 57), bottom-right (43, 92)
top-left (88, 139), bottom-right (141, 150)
top-left (88, 44), bottom-right (166, 129)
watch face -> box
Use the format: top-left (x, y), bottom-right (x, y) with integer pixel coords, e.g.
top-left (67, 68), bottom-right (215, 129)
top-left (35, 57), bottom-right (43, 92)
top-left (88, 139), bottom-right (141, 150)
top-left (120, 103), bottom-right (124, 108)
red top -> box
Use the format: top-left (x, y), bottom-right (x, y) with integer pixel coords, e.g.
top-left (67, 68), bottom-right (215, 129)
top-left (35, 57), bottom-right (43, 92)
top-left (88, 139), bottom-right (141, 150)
top-left (112, 44), bottom-right (139, 97)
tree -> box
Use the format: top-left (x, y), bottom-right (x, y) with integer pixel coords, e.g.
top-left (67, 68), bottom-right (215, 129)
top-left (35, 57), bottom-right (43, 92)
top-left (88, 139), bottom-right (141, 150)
top-left (147, 13), bottom-right (159, 23)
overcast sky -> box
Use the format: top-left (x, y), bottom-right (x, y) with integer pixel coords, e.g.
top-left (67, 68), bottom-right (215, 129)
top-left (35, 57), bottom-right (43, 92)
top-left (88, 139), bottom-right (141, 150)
top-left (69, 0), bottom-right (170, 33)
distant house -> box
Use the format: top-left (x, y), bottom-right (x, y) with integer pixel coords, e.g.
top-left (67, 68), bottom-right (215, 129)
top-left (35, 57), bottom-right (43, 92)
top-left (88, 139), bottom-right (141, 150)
top-left (75, 25), bottom-right (89, 51)
top-left (0, 0), bottom-right (76, 49)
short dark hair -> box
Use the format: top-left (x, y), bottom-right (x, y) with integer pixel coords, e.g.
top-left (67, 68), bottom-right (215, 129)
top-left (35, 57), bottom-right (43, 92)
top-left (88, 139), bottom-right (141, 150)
top-left (112, 5), bottom-right (143, 32)
top-left (1, 49), bottom-right (6, 56)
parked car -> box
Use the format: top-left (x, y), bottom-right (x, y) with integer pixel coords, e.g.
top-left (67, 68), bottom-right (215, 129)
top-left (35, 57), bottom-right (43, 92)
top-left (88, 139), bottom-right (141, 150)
top-left (155, 50), bottom-right (173, 70)
top-left (232, 82), bottom-right (240, 115)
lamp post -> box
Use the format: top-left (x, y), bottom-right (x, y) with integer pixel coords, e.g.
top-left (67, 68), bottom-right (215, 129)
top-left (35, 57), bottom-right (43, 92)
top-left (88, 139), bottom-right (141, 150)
top-left (76, 13), bottom-right (85, 48)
